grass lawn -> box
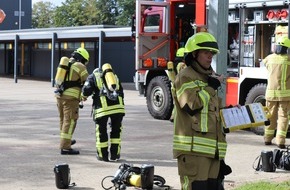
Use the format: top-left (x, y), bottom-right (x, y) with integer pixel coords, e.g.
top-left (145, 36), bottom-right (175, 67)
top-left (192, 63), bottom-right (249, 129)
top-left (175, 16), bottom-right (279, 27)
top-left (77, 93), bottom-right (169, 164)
top-left (234, 180), bottom-right (290, 190)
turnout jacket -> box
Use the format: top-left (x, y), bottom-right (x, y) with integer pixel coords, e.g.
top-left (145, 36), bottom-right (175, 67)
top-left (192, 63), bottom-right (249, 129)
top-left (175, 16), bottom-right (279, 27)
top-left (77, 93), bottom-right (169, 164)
top-left (263, 53), bottom-right (290, 101)
top-left (172, 60), bottom-right (227, 160)
top-left (82, 71), bottom-right (125, 119)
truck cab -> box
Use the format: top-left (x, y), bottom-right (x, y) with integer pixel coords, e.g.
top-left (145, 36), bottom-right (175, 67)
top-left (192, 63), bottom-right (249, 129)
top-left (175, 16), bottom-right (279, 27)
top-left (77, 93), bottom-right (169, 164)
top-left (132, 0), bottom-right (205, 120)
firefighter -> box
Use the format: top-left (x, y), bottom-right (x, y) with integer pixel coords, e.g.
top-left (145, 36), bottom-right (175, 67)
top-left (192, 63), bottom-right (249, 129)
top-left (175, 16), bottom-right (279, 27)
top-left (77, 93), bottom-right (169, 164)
top-left (263, 36), bottom-right (290, 149)
top-left (82, 64), bottom-right (125, 162)
top-left (172, 32), bottom-right (229, 190)
top-left (175, 47), bottom-right (187, 73)
top-left (169, 47), bottom-right (187, 122)
top-left (55, 47), bottom-right (90, 155)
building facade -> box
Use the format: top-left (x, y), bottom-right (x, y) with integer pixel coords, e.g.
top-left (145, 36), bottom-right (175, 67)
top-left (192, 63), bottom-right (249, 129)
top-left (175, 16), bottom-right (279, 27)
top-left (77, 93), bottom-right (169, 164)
top-left (0, 26), bottom-right (135, 82)
top-left (0, 0), bottom-right (32, 30)
top-left (0, 1), bottom-right (135, 82)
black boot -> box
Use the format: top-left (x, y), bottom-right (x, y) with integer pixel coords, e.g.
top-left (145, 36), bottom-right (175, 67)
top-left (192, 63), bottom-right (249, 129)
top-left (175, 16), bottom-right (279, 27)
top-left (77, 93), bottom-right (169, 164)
top-left (61, 148), bottom-right (79, 155)
top-left (96, 147), bottom-right (109, 161)
top-left (96, 153), bottom-right (109, 162)
top-left (110, 144), bottom-right (120, 161)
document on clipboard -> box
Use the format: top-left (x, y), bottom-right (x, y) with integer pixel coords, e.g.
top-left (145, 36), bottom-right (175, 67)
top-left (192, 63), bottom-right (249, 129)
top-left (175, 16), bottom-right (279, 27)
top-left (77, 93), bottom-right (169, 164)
top-left (220, 103), bottom-right (270, 132)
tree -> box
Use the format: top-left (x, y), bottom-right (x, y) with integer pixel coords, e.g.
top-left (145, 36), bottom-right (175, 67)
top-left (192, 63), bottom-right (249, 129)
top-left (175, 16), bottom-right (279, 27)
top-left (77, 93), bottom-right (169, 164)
top-left (54, 0), bottom-right (87, 27)
top-left (32, 1), bottom-right (55, 28)
top-left (95, 0), bottom-right (119, 25)
top-left (32, 0), bottom-right (136, 28)
top-left (116, 0), bottom-right (135, 26)
top-left (83, 0), bottom-right (98, 25)
top-left (54, 0), bottom-right (101, 27)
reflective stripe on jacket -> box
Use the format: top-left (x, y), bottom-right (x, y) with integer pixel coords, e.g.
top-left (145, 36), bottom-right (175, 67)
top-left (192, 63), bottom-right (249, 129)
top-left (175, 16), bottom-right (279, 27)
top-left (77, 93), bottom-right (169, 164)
top-left (264, 53), bottom-right (290, 101)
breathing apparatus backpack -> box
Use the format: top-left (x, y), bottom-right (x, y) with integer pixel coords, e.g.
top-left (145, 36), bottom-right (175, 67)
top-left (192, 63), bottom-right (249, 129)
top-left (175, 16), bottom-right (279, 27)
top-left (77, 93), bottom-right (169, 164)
top-left (99, 63), bottom-right (120, 101)
top-left (167, 61), bottom-right (176, 82)
top-left (253, 148), bottom-right (290, 172)
top-left (101, 163), bottom-right (170, 190)
top-left (273, 146), bottom-right (290, 170)
top-left (54, 57), bottom-right (82, 96)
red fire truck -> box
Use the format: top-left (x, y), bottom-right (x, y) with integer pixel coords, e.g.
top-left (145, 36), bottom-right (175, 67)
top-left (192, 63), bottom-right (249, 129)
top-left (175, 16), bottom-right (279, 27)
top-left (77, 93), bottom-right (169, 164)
top-left (226, 0), bottom-right (290, 134)
top-left (133, 0), bottom-right (206, 120)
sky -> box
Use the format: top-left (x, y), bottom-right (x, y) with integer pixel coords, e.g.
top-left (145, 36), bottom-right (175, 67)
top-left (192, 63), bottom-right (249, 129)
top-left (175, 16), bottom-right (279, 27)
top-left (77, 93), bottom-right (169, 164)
top-left (32, 0), bottom-right (65, 6)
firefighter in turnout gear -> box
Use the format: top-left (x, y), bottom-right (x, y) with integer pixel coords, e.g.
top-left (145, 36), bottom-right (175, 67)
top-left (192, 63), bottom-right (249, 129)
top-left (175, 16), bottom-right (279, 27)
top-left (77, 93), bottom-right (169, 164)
top-left (172, 32), bottom-right (230, 190)
top-left (82, 63), bottom-right (125, 162)
top-left (175, 47), bottom-right (187, 72)
top-left (263, 36), bottom-right (290, 149)
top-left (55, 47), bottom-right (90, 155)
top-left (168, 47), bottom-right (187, 122)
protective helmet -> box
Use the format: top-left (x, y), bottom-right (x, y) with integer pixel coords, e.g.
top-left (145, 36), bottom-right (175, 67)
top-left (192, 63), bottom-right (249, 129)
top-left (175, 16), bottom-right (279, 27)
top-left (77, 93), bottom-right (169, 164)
top-left (176, 47), bottom-right (185, 58)
top-left (93, 68), bottom-right (101, 73)
top-left (72, 47), bottom-right (89, 65)
top-left (184, 32), bottom-right (219, 54)
top-left (276, 36), bottom-right (290, 48)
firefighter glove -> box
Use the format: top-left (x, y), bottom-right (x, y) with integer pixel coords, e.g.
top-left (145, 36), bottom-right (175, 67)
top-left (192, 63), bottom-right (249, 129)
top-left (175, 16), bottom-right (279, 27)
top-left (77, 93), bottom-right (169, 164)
top-left (208, 76), bottom-right (221, 90)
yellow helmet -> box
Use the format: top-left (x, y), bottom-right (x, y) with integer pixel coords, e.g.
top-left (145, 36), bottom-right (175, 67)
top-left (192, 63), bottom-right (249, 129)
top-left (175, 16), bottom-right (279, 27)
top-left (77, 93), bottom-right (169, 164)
top-left (184, 32), bottom-right (219, 54)
top-left (176, 47), bottom-right (185, 58)
top-left (73, 47), bottom-right (90, 64)
top-left (276, 36), bottom-right (290, 48)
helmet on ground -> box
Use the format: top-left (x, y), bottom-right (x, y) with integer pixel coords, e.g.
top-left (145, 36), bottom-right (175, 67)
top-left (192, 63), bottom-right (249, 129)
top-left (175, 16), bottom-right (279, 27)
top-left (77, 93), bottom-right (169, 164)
top-left (276, 36), bottom-right (290, 48)
top-left (184, 32), bottom-right (219, 54)
top-left (176, 47), bottom-right (185, 58)
top-left (72, 47), bottom-right (89, 65)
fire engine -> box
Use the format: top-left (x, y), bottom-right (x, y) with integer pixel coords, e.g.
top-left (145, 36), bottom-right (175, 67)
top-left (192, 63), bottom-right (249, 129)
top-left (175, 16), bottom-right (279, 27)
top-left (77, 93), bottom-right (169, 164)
top-left (132, 0), bottom-right (206, 120)
top-left (227, 0), bottom-right (290, 134)
top-left (132, 0), bottom-right (290, 134)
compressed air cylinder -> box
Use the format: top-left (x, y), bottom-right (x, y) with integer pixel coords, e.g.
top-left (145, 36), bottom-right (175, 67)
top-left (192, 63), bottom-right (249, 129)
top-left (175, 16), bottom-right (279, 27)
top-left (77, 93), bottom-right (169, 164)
top-left (102, 63), bottom-right (117, 91)
top-left (167, 61), bottom-right (176, 82)
top-left (129, 174), bottom-right (141, 187)
top-left (55, 56), bottom-right (70, 86)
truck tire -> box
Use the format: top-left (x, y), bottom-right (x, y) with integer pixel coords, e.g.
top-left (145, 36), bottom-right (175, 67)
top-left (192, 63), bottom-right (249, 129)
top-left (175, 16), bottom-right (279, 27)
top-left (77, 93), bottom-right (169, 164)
top-left (245, 83), bottom-right (267, 135)
top-left (146, 76), bottom-right (173, 120)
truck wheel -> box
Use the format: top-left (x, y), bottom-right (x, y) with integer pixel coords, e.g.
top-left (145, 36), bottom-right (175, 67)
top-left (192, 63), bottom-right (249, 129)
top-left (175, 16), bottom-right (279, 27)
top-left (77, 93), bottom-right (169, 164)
top-left (245, 83), bottom-right (267, 135)
top-left (146, 76), bottom-right (173, 120)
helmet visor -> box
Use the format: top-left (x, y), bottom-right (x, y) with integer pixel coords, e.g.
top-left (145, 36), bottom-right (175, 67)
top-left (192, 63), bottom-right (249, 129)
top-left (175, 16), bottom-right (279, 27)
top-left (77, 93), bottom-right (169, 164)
top-left (197, 41), bottom-right (219, 53)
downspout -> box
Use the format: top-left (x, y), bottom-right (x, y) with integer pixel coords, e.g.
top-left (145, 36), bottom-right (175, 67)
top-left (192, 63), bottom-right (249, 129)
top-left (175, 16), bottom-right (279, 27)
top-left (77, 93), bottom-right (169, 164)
top-left (98, 31), bottom-right (105, 68)
top-left (51, 32), bottom-right (57, 87)
top-left (14, 34), bottom-right (19, 83)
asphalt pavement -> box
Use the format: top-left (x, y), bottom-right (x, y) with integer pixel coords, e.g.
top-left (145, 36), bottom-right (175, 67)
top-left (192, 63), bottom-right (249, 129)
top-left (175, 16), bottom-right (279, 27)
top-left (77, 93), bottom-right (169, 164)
top-left (1, 77), bottom-right (290, 190)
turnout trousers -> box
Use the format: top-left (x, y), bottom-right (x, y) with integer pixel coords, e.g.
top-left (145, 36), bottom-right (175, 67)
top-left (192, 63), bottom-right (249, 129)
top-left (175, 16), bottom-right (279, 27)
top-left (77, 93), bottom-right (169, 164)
top-left (264, 100), bottom-right (290, 145)
top-left (95, 113), bottom-right (123, 159)
top-left (57, 98), bottom-right (79, 149)
top-left (177, 154), bottom-right (222, 190)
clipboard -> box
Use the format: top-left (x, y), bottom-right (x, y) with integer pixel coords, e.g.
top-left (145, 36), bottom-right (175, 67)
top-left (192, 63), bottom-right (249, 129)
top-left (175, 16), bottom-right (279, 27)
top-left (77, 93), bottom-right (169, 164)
top-left (220, 103), bottom-right (270, 132)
